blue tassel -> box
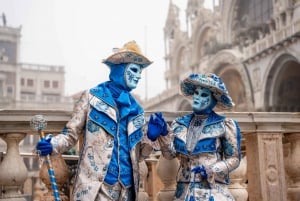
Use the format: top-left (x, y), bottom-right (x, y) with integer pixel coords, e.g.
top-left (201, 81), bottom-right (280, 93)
top-left (209, 195), bottom-right (214, 201)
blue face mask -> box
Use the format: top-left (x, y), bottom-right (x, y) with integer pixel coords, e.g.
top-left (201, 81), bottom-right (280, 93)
top-left (108, 63), bottom-right (143, 118)
top-left (192, 86), bottom-right (217, 114)
top-left (125, 63), bottom-right (142, 90)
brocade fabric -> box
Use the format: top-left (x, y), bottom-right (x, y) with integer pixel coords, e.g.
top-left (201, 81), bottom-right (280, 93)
top-left (156, 111), bottom-right (241, 201)
top-left (50, 84), bottom-right (153, 201)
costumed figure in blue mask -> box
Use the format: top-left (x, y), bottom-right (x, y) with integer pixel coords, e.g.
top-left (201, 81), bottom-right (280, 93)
top-left (35, 41), bottom-right (155, 201)
top-left (147, 73), bottom-right (242, 201)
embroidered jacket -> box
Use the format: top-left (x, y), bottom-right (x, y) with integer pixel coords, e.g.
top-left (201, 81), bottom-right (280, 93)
top-left (50, 84), bottom-right (153, 201)
top-left (156, 111), bottom-right (241, 200)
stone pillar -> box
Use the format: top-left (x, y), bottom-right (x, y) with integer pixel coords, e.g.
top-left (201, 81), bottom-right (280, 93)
top-left (156, 155), bottom-right (179, 201)
top-left (0, 133), bottom-right (28, 201)
top-left (244, 132), bottom-right (286, 201)
top-left (285, 133), bottom-right (300, 201)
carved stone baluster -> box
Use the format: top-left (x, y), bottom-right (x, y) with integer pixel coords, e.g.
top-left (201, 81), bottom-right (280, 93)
top-left (138, 160), bottom-right (149, 201)
top-left (0, 133), bottom-right (28, 201)
top-left (229, 155), bottom-right (248, 201)
top-left (156, 155), bottom-right (179, 201)
top-left (285, 133), bottom-right (300, 201)
top-left (144, 154), bottom-right (163, 201)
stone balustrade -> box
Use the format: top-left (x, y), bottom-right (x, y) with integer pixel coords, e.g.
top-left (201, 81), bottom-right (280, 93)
top-left (243, 19), bottom-right (300, 63)
top-left (0, 110), bottom-right (299, 201)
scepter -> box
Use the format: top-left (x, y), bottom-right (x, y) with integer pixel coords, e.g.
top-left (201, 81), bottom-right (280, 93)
top-left (30, 115), bottom-right (61, 201)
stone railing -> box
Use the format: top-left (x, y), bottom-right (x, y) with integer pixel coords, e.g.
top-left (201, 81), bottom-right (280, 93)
top-left (0, 110), bottom-right (299, 201)
top-left (243, 19), bottom-right (300, 62)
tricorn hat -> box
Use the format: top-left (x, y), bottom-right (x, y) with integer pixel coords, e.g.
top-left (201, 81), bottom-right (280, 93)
top-left (180, 73), bottom-right (234, 109)
top-left (102, 40), bottom-right (153, 68)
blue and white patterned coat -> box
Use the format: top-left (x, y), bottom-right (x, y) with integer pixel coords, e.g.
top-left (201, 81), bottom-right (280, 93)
top-left (50, 84), bottom-right (153, 201)
top-left (156, 112), bottom-right (241, 201)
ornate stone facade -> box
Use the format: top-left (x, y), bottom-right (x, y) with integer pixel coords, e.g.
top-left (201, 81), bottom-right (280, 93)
top-left (143, 0), bottom-right (300, 113)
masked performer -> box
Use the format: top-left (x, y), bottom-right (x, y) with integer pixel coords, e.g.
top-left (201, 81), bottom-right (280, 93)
top-left (147, 73), bottom-right (242, 201)
top-left (36, 41), bottom-right (154, 201)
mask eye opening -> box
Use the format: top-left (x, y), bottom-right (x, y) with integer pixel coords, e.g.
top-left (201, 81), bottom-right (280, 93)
top-left (132, 67), bottom-right (138, 73)
top-left (201, 93), bottom-right (209, 97)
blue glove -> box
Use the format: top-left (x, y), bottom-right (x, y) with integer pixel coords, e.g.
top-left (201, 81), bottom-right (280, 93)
top-left (192, 165), bottom-right (215, 199)
top-left (155, 112), bottom-right (168, 136)
top-left (147, 112), bottom-right (168, 141)
top-left (192, 165), bottom-right (208, 179)
top-left (36, 137), bottom-right (53, 156)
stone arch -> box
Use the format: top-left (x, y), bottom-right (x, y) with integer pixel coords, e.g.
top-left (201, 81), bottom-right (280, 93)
top-left (264, 53), bottom-right (300, 111)
top-left (208, 50), bottom-right (254, 111)
top-left (177, 98), bottom-right (192, 111)
top-left (192, 23), bottom-right (218, 61)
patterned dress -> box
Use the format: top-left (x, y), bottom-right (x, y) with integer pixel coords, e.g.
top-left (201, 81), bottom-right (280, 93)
top-left (156, 111), bottom-right (241, 201)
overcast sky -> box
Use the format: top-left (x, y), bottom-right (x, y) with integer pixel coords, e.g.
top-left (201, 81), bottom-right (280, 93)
top-left (0, 0), bottom-right (212, 100)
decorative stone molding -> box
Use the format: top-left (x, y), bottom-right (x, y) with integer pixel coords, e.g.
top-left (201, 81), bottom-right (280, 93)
top-left (285, 133), bottom-right (300, 201)
top-left (244, 132), bottom-right (286, 201)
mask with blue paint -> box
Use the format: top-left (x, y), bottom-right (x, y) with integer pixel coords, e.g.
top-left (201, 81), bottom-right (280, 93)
top-left (192, 86), bottom-right (217, 115)
top-left (109, 63), bottom-right (142, 92)
top-left (125, 63), bottom-right (142, 90)
top-left (108, 63), bottom-right (142, 118)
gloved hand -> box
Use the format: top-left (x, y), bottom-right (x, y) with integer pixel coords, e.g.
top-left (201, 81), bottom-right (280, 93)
top-left (192, 165), bottom-right (214, 180)
top-left (192, 165), bottom-right (209, 179)
top-left (147, 112), bottom-right (168, 141)
top-left (36, 137), bottom-right (53, 156)
top-left (192, 165), bottom-right (215, 189)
